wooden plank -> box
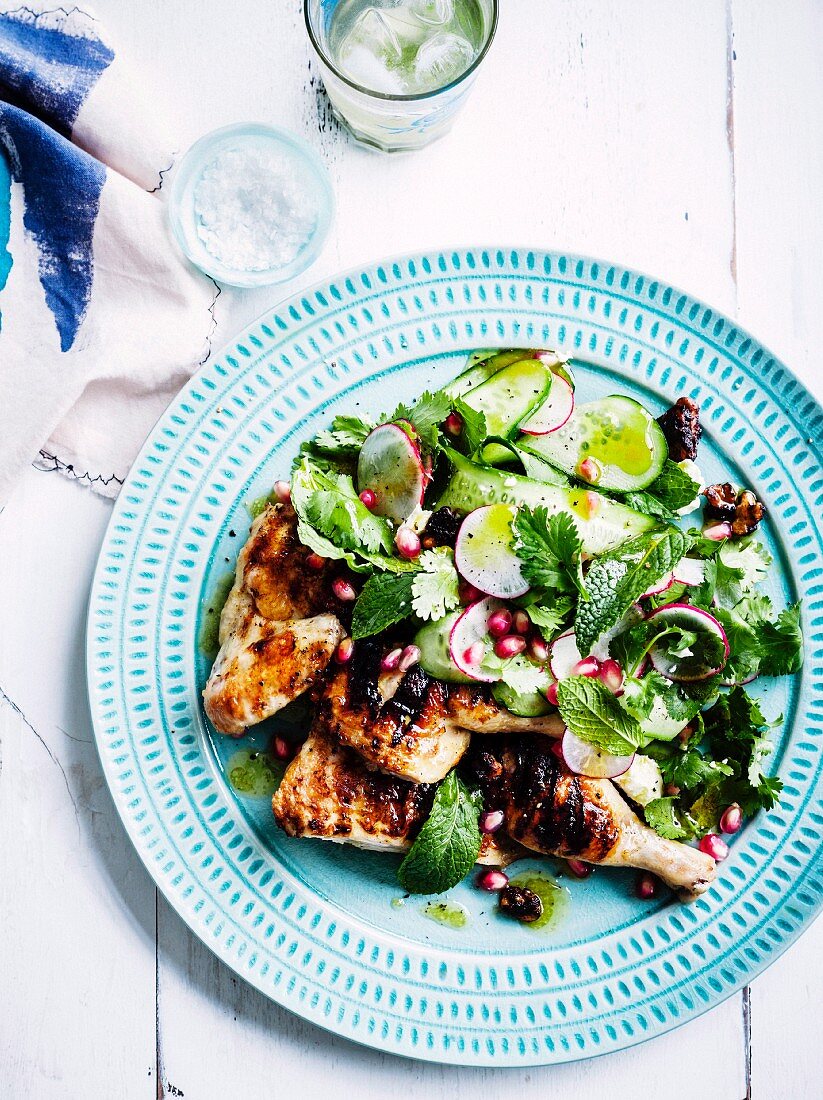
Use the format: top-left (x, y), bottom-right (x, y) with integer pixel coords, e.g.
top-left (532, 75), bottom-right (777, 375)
top-left (0, 470), bottom-right (156, 1098)
top-left (730, 2), bottom-right (823, 1096)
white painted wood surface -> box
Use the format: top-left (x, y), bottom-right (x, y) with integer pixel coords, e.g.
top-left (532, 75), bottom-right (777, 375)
top-left (1, 1), bottom-right (821, 1095)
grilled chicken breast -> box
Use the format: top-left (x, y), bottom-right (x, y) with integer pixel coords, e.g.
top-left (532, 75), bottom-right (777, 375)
top-left (272, 725), bottom-right (433, 851)
top-left (498, 739), bottom-right (716, 896)
top-left (318, 641), bottom-right (470, 784)
top-left (203, 503), bottom-right (347, 735)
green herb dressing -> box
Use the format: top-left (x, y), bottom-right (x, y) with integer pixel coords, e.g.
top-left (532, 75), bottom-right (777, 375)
top-left (246, 491), bottom-right (275, 519)
top-left (198, 571), bottom-right (235, 659)
top-left (226, 749), bottom-right (284, 797)
top-left (422, 901), bottom-right (470, 929)
top-left (507, 872), bottom-right (568, 931)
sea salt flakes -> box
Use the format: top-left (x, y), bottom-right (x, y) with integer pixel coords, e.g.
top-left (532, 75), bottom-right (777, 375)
top-left (193, 143), bottom-right (318, 272)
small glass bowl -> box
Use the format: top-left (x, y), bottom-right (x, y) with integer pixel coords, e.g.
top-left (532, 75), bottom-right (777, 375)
top-left (168, 122), bottom-right (334, 288)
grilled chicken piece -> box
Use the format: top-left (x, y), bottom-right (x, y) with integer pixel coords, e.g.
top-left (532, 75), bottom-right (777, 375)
top-left (318, 642), bottom-right (470, 784)
top-left (499, 739), bottom-right (716, 896)
top-left (203, 503), bottom-right (347, 735)
top-left (273, 725), bottom-right (433, 850)
top-left (448, 684), bottom-right (564, 737)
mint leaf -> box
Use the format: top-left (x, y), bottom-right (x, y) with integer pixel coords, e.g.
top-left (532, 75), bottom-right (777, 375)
top-left (512, 508), bottom-right (586, 595)
top-left (397, 772), bottom-right (483, 895)
top-left (556, 676), bottom-right (644, 755)
top-left (758, 603), bottom-right (803, 677)
top-left (452, 398), bottom-right (487, 457)
top-left (645, 460), bottom-right (701, 512)
top-left (575, 527), bottom-right (690, 654)
top-left (411, 548), bottom-right (461, 621)
top-left (644, 796), bottom-right (691, 840)
top-left (351, 572), bottom-right (417, 639)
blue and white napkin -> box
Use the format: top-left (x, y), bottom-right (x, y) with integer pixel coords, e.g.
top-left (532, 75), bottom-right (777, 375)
top-left (0, 3), bottom-right (215, 502)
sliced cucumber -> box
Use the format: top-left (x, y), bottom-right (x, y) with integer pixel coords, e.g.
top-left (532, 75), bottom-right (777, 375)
top-left (514, 446), bottom-right (571, 487)
top-left (443, 349), bottom-right (527, 399)
top-left (459, 359), bottom-right (551, 463)
top-left (493, 676), bottom-right (552, 717)
top-left (414, 611), bottom-right (474, 684)
top-left (436, 449), bottom-right (657, 555)
top-left (520, 395), bottom-right (668, 492)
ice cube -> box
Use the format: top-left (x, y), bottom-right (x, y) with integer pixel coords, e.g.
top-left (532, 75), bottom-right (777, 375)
top-left (339, 43), bottom-right (408, 94)
top-left (408, 0), bottom-right (454, 26)
top-left (336, 8), bottom-right (411, 93)
top-left (412, 30), bottom-right (474, 91)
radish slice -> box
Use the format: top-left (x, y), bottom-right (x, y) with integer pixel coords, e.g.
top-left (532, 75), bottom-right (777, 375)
top-left (549, 630), bottom-right (584, 680)
top-left (449, 597), bottom-right (503, 681)
top-left (357, 423), bottom-right (425, 525)
top-left (561, 727), bottom-right (635, 778)
top-left (520, 375), bottom-right (575, 435)
top-left (672, 557), bottom-right (706, 587)
top-left (642, 571), bottom-right (675, 598)
top-left (646, 603), bottom-right (729, 682)
top-left (454, 504), bottom-right (530, 599)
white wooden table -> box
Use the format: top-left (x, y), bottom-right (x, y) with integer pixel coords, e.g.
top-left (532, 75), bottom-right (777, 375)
top-left (1, 2), bottom-right (821, 1096)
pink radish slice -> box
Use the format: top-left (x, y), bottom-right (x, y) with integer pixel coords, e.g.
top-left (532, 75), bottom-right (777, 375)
top-left (520, 375), bottom-right (575, 435)
top-left (646, 603), bottom-right (729, 682)
top-left (449, 597), bottom-right (503, 682)
top-left (549, 630), bottom-right (584, 680)
top-left (357, 423), bottom-right (425, 525)
top-left (561, 728), bottom-right (635, 779)
top-left (672, 557), bottom-right (706, 586)
top-left (642, 571), bottom-right (675, 598)
top-left (454, 504), bottom-right (530, 599)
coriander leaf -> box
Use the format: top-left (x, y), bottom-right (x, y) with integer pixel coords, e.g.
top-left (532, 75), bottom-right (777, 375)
top-left (351, 572), bottom-right (417, 639)
top-left (684, 783), bottom-right (727, 836)
top-left (310, 414), bottom-right (374, 457)
top-left (397, 772), bottom-right (483, 895)
top-left (575, 527), bottom-right (690, 655)
top-left (481, 652), bottom-right (548, 695)
top-left (718, 537), bottom-right (771, 591)
top-left (622, 670), bottom-right (702, 726)
top-left (452, 398), bottom-right (487, 456)
top-left (758, 603), bottom-right (804, 677)
top-left (522, 593), bottom-right (575, 637)
top-left (713, 605), bottom-right (762, 685)
top-left (701, 686), bottom-right (784, 814)
top-left (645, 460), bottom-right (701, 512)
top-left (701, 554), bottom-right (746, 611)
top-left (556, 676), bottom-right (644, 755)
top-left (512, 508), bottom-right (586, 595)
top-left (411, 548), bottom-right (461, 621)
top-left (643, 797), bottom-right (691, 840)
top-left (390, 390), bottom-right (452, 452)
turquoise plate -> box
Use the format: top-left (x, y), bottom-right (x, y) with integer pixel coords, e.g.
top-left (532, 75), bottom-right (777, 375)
top-left (87, 248), bottom-right (823, 1066)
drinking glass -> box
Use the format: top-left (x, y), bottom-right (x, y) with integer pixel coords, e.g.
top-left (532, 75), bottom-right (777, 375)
top-left (304, 0), bottom-right (498, 153)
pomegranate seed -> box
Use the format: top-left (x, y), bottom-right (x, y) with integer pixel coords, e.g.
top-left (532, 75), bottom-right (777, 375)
top-left (487, 609), bottom-right (513, 638)
top-left (550, 739), bottom-right (565, 760)
top-left (464, 641), bottom-right (485, 667)
top-left (476, 869), bottom-right (508, 892)
top-left (459, 580), bottom-right (481, 604)
top-left (719, 803), bottom-right (743, 835)
top-left (332, 577), bottom-right (356, 602)
top-left (512, 610), bottom-right (530, 635)
top-left (704, 521), bottom-right (732, 541)
top-left (398, 644), bottom-right (421, 672)
top-left (359, 488), bottom-right (377, 510)
top-left (395, 526), bottom-right (421, 559)
top-left (479, 809), bottom-right (504, 834)
top-left (584, 490), bottom-right (601, 517)
top-left (699, 833), bottom-right (729, 861)
top-left (273, 480), bottom-right (291, 503)
top-left (578, 456), bottom-right (602, 482)
top-left (546, 682), bottom-right (559, 706)
top-left (636, 872), bottom-right (659, 899)
top-left (566, 859), bottom-right (591, 879)
top-left (529, 635), bottom-right (549, 662)
top-left (494, 635), bottom-right (526, 659)
top-left (381, 647), bottom-right (403, 672)
top-left (335, 637), bottom-right (354, 664)
top-left (664, 782), bottom-right (681, 797)
top-left (272, 736), bottom-right (293, 762)
top-left (572, 655), bottom-right (600, 677)
top-left (444, 411), bottom-right (463, 436)
top-left (598, 658), bottom-right (624, 694)
top-left (306, 552), bottom-right (326, 571)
